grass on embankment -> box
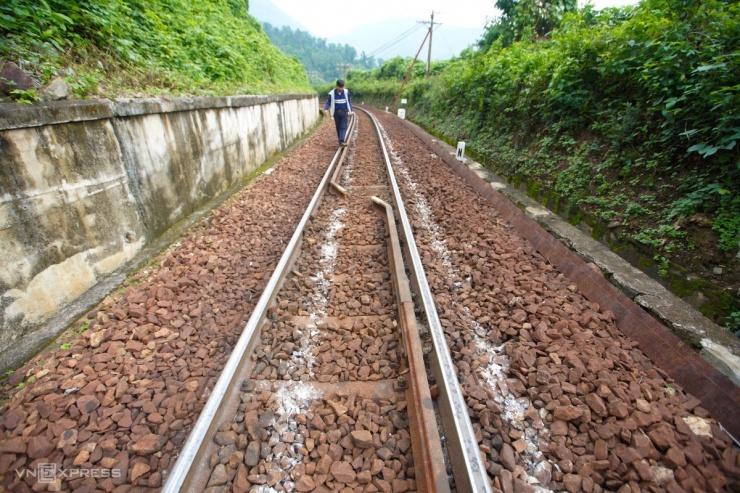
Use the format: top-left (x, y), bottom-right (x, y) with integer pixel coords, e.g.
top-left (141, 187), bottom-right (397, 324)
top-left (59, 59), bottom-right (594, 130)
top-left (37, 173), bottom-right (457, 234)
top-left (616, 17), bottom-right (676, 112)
top-left (0, 0), bottom-right (311, 100)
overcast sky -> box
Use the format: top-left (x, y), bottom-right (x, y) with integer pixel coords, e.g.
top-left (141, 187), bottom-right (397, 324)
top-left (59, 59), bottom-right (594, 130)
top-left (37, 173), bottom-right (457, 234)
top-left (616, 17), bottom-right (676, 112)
top-left (270, 0), bottom-right (640, 39)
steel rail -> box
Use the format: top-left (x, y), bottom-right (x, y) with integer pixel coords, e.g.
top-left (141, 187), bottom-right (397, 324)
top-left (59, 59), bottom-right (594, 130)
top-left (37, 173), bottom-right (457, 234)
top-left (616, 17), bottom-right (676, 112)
top-left (371, 196), bottom-right (451, 493)
top-left (162, 137), bottom-right (348, 492)
top-left (361, 107), bottom-right (494, 493)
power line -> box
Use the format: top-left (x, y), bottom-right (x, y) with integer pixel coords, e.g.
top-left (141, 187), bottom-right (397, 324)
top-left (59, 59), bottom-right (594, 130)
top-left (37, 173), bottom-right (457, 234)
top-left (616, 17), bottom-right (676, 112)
top-left (370, 26), bottom-right (419, 56)
top-left (367, 24), bottom-right (425, 58)
top-left (431, 25), bottom-right (468, 61)
top-left (367, 24), bottom-right (423, 58)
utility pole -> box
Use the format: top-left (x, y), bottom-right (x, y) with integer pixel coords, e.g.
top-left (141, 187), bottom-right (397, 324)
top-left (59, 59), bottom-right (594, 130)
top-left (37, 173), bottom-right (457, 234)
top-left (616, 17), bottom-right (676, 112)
top-left (417, 11), bottom-right (439, 77)
top-left (336, 63), bottom-right (351, 80)
top-left (390, 29), bottom-right (431, 111)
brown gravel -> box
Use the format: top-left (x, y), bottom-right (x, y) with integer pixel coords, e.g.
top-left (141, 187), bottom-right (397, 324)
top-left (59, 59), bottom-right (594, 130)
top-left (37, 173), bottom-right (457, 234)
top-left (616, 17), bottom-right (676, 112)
top-left (208, 383), bottom-right (414, 493)
top-left (370, 107), bottom-right (739, 493)
top-left (0, 120), bottom-right (338, 492)
top-left (250, 314), bottom-right (400, 383)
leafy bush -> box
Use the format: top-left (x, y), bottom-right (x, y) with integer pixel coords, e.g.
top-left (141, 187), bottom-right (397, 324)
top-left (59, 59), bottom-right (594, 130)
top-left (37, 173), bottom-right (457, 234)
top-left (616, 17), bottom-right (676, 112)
top-left (0, 0), bottom-right (310, 98)
top-left (479, 0), bottom-right (578, 48)
top-left (400, 0), bottom-right (738, 259)
top-left (9, 88), bottom-right (41, 104)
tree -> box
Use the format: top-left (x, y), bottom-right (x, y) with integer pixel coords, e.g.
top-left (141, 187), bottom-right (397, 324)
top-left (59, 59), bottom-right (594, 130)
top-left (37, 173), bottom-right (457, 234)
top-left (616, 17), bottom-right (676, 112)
top-left (479, 0), bottom-right (577, 49)
top-left (358, 52), bottom-right (377, 70)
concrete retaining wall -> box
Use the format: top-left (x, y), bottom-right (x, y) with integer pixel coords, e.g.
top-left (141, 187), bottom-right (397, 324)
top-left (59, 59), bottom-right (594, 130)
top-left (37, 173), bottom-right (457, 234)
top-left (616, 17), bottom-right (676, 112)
top-left (0, 94), bottom-right (319, 362)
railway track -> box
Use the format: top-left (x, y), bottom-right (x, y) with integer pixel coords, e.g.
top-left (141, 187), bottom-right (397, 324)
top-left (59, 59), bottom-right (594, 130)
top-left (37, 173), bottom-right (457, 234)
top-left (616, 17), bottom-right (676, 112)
top-left (163, 108), bottom-right (491, 492)
top-left (1, 106), bottom-right (737, 493)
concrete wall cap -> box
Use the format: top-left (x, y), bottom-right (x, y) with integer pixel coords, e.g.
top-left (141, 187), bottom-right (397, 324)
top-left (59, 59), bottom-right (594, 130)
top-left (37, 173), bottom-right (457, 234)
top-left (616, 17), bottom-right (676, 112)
top-left (0, 93), bottom-right (318, 130)
top-left (0, 99), bottom-right (115, 130)
top-left (700, 338), bottom-right (740, 386)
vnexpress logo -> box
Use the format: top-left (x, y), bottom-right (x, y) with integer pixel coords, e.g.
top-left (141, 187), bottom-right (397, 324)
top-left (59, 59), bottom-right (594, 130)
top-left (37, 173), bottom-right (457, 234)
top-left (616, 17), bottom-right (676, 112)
top-left (16, 463), bottom-right (122, 483)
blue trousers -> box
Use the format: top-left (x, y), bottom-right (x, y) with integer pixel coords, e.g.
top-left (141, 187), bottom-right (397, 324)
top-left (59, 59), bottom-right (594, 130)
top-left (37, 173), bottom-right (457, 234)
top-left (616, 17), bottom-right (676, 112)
top-left (334, 109), bottom-right (348, 144)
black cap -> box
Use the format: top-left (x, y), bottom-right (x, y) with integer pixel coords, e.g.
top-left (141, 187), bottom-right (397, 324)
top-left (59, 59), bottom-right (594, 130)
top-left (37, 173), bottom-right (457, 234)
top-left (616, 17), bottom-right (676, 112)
top-left (336, 79), bottom-right (345, 87)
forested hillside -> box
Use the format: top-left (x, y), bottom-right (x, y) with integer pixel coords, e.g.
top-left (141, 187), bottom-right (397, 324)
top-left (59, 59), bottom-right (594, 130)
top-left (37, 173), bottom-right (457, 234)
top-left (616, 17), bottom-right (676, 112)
top-left (0, 0), bottom-right (310, 99)
top-left (262, 23), bottom-right (379, 83)
top-left (347, 0), bottom-right (739, 329)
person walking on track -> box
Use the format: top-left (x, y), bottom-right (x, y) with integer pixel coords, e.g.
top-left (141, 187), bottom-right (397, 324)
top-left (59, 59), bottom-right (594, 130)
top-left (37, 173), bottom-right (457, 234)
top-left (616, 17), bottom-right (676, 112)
top-left (323, 79), bottom-right (353, 147)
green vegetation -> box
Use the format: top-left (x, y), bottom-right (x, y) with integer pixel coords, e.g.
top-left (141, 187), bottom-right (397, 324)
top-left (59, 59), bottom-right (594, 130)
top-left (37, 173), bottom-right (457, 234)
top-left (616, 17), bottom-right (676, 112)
top-left (0, 0), bottom-right (310, 99)
top-left (348, 0), bottom-right (738, 328)
top-left (76, 321), bottom-right (89, 334)
top-left (262, 23), bottom-right (378, 84)
top-left (727, 311), bottom-right (740, 332)
top-left (9, 88), bottom-right (41, 103)
top-left (479, 0), bottom-right (578, 48)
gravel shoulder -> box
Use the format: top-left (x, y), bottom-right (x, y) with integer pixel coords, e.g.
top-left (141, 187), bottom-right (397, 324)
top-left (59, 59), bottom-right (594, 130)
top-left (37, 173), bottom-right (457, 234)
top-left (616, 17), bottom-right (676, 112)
top-left (371, 109), bottom-right (739, 493)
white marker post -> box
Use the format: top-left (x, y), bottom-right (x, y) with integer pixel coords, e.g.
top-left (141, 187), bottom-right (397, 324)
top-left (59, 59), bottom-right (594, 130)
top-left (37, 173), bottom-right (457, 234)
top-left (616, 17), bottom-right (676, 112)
top-left (456, 141), bottom-right (466, 161)
top-left (398, 108), bottom-right (406, 120)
